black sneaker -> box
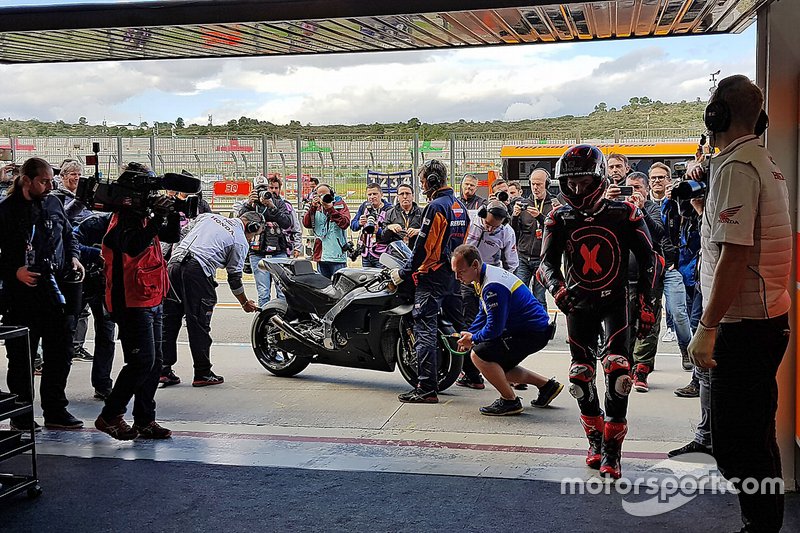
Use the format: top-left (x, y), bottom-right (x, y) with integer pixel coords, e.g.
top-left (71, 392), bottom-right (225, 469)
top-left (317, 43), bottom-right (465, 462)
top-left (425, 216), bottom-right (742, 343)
top-left (668, 441), bottom-right (713, 458)
top-left (10, 419), bottom-right (42, 433)
top-left (192, 372), bottom-right (224, 387)
top-left (73, 347), bottom-right (94, 362)
top-left (455, 373), bottom-right (485, 390)
top-left (674, 381), bottom-right (700, 398)
top-left (44, 411), bottom-right (84, 429)
top-left (480, 397), bottom-right (523, 416)
top-left (160, 370), bottom-right (181, 387)
top-left (398, 388), bottom-right (438, 404)
top-left (531, 378), bottom-right (564, 407)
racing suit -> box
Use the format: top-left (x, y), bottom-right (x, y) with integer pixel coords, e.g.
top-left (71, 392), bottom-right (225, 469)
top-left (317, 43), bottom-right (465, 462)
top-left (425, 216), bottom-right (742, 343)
top-left (398, 187), bottom-right (469, 393)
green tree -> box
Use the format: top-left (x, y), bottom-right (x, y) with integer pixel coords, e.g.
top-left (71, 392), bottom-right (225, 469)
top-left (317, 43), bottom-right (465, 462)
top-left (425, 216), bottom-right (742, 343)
top-left (175, 117), bottom-right (185, 128)
top-left (78, 116), bottom-right (88, 125)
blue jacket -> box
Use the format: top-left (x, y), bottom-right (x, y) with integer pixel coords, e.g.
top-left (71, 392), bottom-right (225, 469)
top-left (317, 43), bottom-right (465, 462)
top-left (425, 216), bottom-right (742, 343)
top-left (468, 264), bottom-right (550, 343)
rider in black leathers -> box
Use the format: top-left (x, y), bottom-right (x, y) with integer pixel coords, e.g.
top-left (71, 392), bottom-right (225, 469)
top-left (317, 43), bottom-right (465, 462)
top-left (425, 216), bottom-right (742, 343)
top-left (537, 145), bottom-right (663, 479)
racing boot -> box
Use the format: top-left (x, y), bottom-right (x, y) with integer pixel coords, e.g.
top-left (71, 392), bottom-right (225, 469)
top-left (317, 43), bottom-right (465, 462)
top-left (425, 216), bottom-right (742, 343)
top-left (600, 420), bottom-right (628, 480)
top-left (579, 414), bottom-right (605, 469)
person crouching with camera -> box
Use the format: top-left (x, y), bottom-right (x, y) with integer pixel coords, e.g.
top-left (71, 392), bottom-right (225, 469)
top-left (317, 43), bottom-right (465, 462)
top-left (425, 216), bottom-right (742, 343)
top-left (0, 157), bottom-right (85, 431)
top-left (94, 164), bottom-right (181, 440)
top-left (350, 182), bottom-right (391, 268)
top-left (160, 212), bottom-right (261, 388)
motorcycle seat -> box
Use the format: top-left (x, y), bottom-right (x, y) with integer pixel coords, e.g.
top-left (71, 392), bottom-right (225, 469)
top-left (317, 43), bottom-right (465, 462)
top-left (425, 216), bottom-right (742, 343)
top-left (293, 272), bottom-right (333, 290)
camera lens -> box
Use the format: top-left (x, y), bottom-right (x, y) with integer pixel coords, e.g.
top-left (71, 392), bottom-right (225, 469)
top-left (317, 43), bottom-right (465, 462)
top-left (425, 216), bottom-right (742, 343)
top-left (259, 190), bottom-right (273, 201)
top-left (497, 191), bottom-right (509, 203)
top-left (322, 193), bottom-right (334, 204)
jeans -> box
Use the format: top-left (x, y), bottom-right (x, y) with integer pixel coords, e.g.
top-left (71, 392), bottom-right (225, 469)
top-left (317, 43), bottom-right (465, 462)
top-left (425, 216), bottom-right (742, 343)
top-left (101, 305), bottom-right (163, 426)
top-left (413, 277), bottom-right (463, 392)
top-left (459, 283), bottom-right (482, 381)
top-left (318, 261), bottom-right (346, 279)
top-left (250, 252), bottom-right (288, 308)
top-left (515, 256), bottom-right (547, 308)
top-left (86, 296), bottom-right (116, 394)
top-left (72, 304), bottom-right (92, 350)
top-left (361, 255), bottom-right (381, 268)
top-left (662, 269), bottom-right (692, 351)
top-left (4, 302), bottom-right (73, 421)
top-left (694, 367), bottom-right (711, 447)
top-left (710, 315), bottom-right (789, 533)
top-left (162, 258), bottom-right (217, 376)
top-left (686, 284), bottom-right (703, 333)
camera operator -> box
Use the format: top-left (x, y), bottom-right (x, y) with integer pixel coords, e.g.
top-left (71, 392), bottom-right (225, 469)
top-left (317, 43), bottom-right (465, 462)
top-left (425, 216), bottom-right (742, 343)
top-left (507, 181), bottom-right (523, 202)
top-left (350, 182), bottom-right (391, 268)
top-left (378, 183), bottom-right (422, 249)
top-left (0, 156), bottom-right (85, 430)
top-left (457, 200), bottom-right (518, 390)
top-left (607, 152), bottom-right (631, 186)
top-left (73, 213), bottom-right (117, 400)
top-left (268, 176), bottom-right (303, 259)
top-left (688, 75), bottom-right (791, 533)
top-left (489, 179), bottom-right (511, 205)
top-left (511, 168), bottom-right (552, 306)
top-left (459, 174), bottom-right (487, 210)
top-left (237, 175), bottom-right (292, 307)
top-left (302, 183), bottom-right (351, 279)
top-left (389, 160), bottom-right (468, 404)
top-left (94, 163), bottom-right (181, 441)
top-left (161, 212), bottom-right (261, 388)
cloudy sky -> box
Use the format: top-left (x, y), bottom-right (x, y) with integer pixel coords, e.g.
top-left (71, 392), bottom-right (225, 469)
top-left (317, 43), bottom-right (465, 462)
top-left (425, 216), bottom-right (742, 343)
top-left (0, 1), bottom-right (756, 126)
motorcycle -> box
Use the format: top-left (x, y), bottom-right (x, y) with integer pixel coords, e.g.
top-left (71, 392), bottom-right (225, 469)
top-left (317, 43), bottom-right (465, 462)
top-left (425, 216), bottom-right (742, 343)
top-left (250, 242), bottom-right (465, 391)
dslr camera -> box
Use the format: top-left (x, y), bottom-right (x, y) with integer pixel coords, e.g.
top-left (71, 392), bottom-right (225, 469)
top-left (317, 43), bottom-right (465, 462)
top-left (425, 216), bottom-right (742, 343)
top-left (255, 186), bottom-right (274, 202)
top-left (76, 161), bottom-right (201, 218)
top-left (363, 206), bottom-right (379, 235)
top-left (341, 240), bottom-right (364, 262)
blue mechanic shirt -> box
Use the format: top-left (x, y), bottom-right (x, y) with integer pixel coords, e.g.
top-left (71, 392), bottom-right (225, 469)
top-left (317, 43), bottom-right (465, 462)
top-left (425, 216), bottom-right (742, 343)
top-left (468, 263), bottom-right (550, 343)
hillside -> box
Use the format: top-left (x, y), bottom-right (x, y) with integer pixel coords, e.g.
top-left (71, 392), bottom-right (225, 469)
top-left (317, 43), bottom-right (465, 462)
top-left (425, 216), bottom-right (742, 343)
top-left (0, 97), bottom-right (707, 139)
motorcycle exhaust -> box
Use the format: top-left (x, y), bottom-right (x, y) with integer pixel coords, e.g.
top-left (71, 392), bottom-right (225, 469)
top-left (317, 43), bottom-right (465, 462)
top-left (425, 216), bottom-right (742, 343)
top-left (269, 315), bottom-right (328, 352)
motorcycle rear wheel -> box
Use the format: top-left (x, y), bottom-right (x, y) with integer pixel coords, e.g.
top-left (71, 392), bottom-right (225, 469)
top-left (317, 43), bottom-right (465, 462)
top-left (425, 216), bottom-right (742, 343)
top-left (391, 326), bottom-right (462, 392)
top-left (251, 302), bottom-right (311, 377)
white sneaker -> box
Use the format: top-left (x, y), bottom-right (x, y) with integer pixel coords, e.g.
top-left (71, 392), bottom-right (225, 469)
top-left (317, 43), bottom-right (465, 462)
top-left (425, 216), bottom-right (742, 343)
top-left (661, 328), bottom-right (676, 343)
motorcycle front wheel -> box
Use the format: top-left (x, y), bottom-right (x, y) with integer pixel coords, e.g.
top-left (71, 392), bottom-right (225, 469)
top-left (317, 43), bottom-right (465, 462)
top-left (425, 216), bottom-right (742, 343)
top-left (251, 301), bottom-right (311, 377)
top-left (392, 324), bottom-right (463, 392)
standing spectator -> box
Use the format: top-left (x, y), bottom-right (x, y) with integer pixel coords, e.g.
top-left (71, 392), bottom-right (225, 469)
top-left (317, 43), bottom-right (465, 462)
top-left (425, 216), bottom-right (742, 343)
top-left (379, 183), bottom-right (422, 249)
top-left (647, 163), bottom-right (676, 341)
top-left (94, 164), bottom-right (180, 440)
top-left (453, 245), bottom-right (561, 416)
top-left (303, 183), bottom-right (351, 278)
top-left (608, 171), bottom-right (664, 393)
top-left (507, 181), bottom-right (523, 202)
top-left (489, 178), bottom-right (510, 205)
top-left (688, 75), bottom-right (791, 533)
top-left (73, 213), bottom-right (117, 400)
top-left (390, 160), bottom-right (468, 404)
top-left (237, 175), bottom-right (292, 306)
top-left (606, 153), bottom-right (630, 185)
top-left (0, 163), bottom-right (15, 200)
top-left (459, 174), bottom-right (487, 210)
top-left (350, 182), bottom-right (392, 268)
top-left (0, 157), bottom-right (85, 430)
top-left (457, 200), bottom-right (518, 389)
top-left (161, 212), bottom-right (261, 387)
top-left (511, 168), bottom-right (552, 305)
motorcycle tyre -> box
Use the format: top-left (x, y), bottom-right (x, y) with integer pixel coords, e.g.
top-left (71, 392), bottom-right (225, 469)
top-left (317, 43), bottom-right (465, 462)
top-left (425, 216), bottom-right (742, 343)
top-left (391, 328), bottom-right (462, 392)
top-left (251, 301), bottom-right (311, 377)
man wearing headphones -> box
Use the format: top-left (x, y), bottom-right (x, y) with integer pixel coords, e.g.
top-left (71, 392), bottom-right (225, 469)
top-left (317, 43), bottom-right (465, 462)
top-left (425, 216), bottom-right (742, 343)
top-left (512, 168), bottom-right (553, 306)
top-left (455, 200), bottom-right (518, 389)
top-left (689, 75), bottom-right (790, 533)
top-left (390, 160), bottom-right (468, 404)
top-left (160, 212), bottom-right (262, 388)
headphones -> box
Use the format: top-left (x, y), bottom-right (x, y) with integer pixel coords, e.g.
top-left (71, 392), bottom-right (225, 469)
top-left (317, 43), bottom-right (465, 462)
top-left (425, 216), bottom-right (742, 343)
top-left (242, 212), bottom-right (265, 234)
top-left (477, 201), bottom-right (509, 225)
top-left (534, 167), bottom-right (551, 187)
top-left (421, 160), bottom-right (447, 194)
top-left (704, 81), bottom-right (769, 136)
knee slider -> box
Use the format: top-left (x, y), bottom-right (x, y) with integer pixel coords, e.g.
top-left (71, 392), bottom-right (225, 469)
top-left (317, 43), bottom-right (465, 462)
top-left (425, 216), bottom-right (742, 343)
top-left (603, 354), bottom-right (632, 397)
top-left (568, 363), bottom-right (595, 400)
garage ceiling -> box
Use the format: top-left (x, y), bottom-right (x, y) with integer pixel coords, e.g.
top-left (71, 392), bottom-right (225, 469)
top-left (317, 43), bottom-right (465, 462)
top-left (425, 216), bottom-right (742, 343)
top-left (0, 0), bottom-right (774, 64)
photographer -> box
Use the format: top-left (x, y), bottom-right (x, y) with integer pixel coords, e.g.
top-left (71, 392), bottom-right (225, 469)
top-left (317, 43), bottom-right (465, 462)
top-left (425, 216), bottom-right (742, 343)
top-left (489, 178), bottom-right (511, 205)
top-left (0, 163), bottom-right (15, 200)
top-left (161, 212), bottom-right (261, 388)
top-left (378, 183), bottom-right (422, 249)
top-left (688, 75), bottom-right (791, 533)
top-left (237, 175), bottom-right (292, 307)
top-left (607, 152), bottom-right (631, 186)
top-left (511, 168), bottom-right (552, 305)
top-left (268, 177), bottom-right (303, 259)
top-left (94, 163), bottom-right (181, 441)
top-left (349, 182), bottom-right (391, 268)
top-left (302, 183), bottom-right (351, 279)
top-left (459, 174), bottom-right (487, 210)
top-left (0, 157), bottom-right (85, 430)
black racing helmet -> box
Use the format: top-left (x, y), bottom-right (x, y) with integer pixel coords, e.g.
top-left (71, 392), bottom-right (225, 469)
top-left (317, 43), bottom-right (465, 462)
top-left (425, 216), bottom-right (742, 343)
top-left (555, 144), bottom-right (608, 212)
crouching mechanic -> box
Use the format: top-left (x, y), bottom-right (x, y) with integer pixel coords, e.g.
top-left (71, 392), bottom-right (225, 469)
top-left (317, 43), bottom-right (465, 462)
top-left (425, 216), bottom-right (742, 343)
top-left (538, 145), bottom-right (662, 479)
top-left (453, 245), bottom-right (562, 415)
top-left (161, 212), bottom-right (262, 387)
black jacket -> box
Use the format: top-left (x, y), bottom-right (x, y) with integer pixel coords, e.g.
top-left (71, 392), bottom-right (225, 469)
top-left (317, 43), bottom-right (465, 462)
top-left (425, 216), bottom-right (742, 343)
top-left (237, 196), bottom-right (292, 256)
top-left (510, 194), bottom-right (552, 260)
top-left (459, 194), bottom-right (487, 210)
top-left (0, 192), bottom-right (80, 309)
top-left (379, 202), bottom-right (423, 249)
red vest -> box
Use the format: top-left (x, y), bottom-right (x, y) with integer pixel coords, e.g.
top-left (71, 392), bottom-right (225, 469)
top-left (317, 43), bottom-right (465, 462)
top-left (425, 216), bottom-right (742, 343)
top-left (102, 213), bottom-right (169, 312)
